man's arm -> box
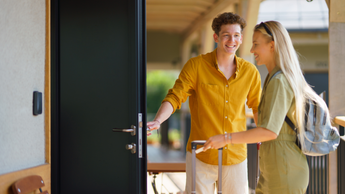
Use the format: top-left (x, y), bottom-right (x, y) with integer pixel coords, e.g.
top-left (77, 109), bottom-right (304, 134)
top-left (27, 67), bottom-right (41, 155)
top-left (147, 101), bottom-right (174, 131)
top-left (253, 112), bottom-right (258, 126)
top-left (246, 66), bottom-right (262, 124)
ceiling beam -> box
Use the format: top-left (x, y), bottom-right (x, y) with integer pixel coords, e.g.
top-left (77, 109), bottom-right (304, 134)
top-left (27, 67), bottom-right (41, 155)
top-left (147, 15), bottom-right (195, 22)
top-left (182, 0), bottom-right (239, 40)
top-left (147, 0), bottom-right (215, 7)
top-left (147, 5), bottom-right (207, 13)
top-left (147, 21), bottom-right (191, 27)
top-left (146, 27), bottom-right (184, 34)
top-left (324, 0), bottom-right (330, 9)
top-left (147, 10), bottom-right (201, 18)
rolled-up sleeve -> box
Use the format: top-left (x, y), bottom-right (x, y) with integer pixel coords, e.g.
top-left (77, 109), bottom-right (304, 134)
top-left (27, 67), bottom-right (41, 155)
top-left (246, 67), bottom-right (262, 114)
top-left (162, 59), bottom-right (196, 113)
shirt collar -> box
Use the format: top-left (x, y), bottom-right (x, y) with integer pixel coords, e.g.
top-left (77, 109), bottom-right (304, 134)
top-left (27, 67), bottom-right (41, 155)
top-left (212, 48), bottom-right (241, 78)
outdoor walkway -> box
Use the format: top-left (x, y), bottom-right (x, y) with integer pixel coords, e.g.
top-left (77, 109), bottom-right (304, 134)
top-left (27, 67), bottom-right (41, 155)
top-left (147, 144), bottom-right (185, 163)
top-left (146, 145), bottom-right (255, 194)
top-left (147, 145), bottom-right (186, 194)
top-left (147, 172), bottom-right (186, 194)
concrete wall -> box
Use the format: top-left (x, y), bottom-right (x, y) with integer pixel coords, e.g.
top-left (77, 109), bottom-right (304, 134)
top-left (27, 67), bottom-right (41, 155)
top-left (295, 44), bottom-right (328, 72)
top-left (0, 0), bottom-right (46, 175)
top-left (290, 31), bottom-right (329, 72)
top-left (147, 31), bottom-right (181, 70)
top-left (253, 43), bottom-right (328, 89)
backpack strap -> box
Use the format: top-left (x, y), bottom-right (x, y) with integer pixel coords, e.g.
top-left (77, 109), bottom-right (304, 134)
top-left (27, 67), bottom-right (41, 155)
top-left (285, 116), bottom-right (301, 149)
top-left (264, 70), bottom-right (282, 96)
top-left (285, 116), bottom-right (296, 132)
top-left (267, 70), bottom-right (282, 84)
top-left (266, 70), bottom-right (302, 149)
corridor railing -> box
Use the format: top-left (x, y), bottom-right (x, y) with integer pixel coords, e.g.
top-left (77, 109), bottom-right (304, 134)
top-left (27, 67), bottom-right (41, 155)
top-left (335, 116), bottom-right (345, 194)
top-left (306, 154), bottom-right (328, 193)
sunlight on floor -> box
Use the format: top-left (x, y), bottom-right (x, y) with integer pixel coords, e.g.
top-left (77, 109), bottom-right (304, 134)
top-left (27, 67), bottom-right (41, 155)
top-left (147, 172), bottom-right (186, 194)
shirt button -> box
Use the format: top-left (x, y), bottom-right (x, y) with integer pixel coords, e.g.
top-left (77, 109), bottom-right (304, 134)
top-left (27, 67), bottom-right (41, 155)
top-left (226, 85), bottom-right (228, 87)
top-left (226, 100), bottom-right (228, 103)
top-left (225, 147), bottom-right (227, 149)
top-left (225, 116), bottom-right (228, 119)
top-left (225, 132), bottom-right (227, 134)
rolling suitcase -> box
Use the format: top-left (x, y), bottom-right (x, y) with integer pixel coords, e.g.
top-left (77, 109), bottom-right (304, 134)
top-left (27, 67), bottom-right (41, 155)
top-left (256, 142), bottom-right (261, 185)
top-left (191, 140), bottom-right (223, 194)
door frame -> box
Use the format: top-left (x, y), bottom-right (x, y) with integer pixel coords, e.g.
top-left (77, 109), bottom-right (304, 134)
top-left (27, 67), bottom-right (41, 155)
top-left (50, 0), bottom-right (147, 193)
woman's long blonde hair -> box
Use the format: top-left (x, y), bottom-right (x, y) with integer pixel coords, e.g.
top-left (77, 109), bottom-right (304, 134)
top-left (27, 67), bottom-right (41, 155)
top-left (254, 21), bottom-right (330, 148)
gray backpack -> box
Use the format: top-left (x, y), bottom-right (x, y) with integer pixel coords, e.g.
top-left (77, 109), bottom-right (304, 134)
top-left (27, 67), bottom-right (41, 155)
top-left (270, 71), bottom-right (340, 156)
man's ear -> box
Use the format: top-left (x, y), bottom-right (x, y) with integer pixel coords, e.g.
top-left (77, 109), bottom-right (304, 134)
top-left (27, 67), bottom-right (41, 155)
top-left (213, 33), bottom-right (219, 43)
top-left (238, 34), bottom-right (243, 45)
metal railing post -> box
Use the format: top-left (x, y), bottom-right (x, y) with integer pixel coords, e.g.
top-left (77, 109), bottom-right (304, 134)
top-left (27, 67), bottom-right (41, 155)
top-left (338, 125), bottom-right (344, 194)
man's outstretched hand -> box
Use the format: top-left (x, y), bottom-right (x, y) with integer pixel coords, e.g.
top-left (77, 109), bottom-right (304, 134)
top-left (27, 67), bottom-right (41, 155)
top-left (146, 120), bottom-right (160, 136)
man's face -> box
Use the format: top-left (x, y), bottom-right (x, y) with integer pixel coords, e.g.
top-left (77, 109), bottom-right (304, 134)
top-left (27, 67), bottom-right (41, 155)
top-left (213, 24), bottom-right (243, 56)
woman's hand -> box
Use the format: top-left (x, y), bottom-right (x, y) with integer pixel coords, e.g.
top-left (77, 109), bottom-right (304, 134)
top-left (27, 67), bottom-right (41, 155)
top-left (203, 134), bottom-right (228, 151)
top-left (146, 120), bottom-right (161, 136)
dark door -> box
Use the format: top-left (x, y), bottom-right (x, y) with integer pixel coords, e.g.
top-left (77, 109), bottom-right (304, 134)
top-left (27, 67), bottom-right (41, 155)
top-left (51, 0), bottom-right (147, 193)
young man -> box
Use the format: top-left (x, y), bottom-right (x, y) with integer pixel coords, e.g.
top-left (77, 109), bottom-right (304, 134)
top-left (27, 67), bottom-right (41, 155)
top-left (147, 12), bottom-right (262, 194)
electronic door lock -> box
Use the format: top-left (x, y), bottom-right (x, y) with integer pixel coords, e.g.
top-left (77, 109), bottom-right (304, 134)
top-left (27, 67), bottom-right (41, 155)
top-left (126, 143), bottom-right (136, 154)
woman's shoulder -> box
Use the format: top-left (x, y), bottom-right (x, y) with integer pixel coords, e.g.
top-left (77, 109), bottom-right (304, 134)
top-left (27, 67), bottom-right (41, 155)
top-left (268, 72), bottom-right (293, 93)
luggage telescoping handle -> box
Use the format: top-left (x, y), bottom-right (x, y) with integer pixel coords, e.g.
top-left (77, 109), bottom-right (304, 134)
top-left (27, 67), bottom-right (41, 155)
top-left (191, 140), bottom-right (223, 194)
top-left (217, 147), bottom-right (223, 193)
top-left (256, 142), bottom-right (261, 185)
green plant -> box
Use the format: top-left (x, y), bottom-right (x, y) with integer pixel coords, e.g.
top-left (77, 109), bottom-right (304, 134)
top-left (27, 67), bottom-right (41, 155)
top-left (146, 70), bottom-right (178, 113)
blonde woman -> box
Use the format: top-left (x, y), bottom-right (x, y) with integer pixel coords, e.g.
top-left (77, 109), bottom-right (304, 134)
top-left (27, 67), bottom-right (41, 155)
top-left (204, 21), bottom-right (330, 193)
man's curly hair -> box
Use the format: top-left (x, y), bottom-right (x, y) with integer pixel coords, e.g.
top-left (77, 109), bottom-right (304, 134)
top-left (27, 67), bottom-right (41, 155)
top-left (212, 12), bottom-right (247, 35)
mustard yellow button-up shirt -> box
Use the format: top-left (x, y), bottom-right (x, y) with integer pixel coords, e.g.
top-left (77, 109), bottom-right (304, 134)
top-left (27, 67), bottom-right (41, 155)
top-left (163, 49), bottom-right (262, 165)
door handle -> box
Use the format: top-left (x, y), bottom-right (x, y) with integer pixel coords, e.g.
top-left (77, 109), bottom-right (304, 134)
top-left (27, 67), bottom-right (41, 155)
top-left (113, 125), bottom-right (136, 136)
top-left (126, 143), bottom-right (136, 154)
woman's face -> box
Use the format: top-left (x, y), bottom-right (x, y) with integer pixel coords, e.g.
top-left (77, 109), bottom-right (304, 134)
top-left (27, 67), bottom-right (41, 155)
top-left (250, 31), bottom-right (274, 66)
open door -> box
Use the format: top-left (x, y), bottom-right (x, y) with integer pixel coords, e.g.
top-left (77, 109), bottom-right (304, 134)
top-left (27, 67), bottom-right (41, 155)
top-left (51, 0), bottom-right (147, 193)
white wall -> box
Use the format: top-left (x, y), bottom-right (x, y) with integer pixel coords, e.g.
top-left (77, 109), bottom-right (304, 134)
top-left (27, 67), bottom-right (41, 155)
top-left (0, 0), bottom-right (46, 175)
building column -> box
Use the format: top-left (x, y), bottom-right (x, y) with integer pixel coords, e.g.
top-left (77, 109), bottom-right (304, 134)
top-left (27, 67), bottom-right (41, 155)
top-left (239, 0), bottom-right (261, 64)
top-left (328, 0), bottom-right (345, 193)
top-left (238, 0), bottom-right (267, 86)
top-left (200, 19), bottom-right (215, 55)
